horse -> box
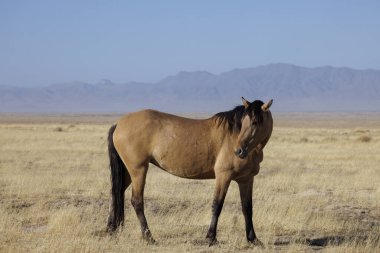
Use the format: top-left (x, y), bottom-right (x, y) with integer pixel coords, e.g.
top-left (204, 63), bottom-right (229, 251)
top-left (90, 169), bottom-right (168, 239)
top-left (106, 97), bottom-right (273, 246)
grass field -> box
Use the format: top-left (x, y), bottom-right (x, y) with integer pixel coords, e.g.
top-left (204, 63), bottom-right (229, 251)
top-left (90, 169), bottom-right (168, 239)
top-left (0, 113), bottom-right (379, 252)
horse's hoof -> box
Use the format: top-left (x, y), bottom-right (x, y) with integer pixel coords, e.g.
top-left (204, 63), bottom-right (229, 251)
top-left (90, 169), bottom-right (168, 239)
top-left (142, 229), bottom-right (156, 244)
top-left (207, 238), bottom-right (218, 247)
top-left (146, 238), bottom-right (156, 245)
top-left (141, 235), bottom-right (156, 244)
top-left (106, 225), bottom-right (117, 235)
top-left (249, 238), bottom-right (265, 248)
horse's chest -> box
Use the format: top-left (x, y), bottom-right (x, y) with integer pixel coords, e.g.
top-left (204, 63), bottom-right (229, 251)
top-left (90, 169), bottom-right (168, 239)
top-left (233, 151), bottom-right (263, 177)
top-left (233, 163), bottom-right (260, 178)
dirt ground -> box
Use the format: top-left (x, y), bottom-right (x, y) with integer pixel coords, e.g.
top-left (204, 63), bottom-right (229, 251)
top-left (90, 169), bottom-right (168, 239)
top-left (0, 112), bottom-right (379, 252)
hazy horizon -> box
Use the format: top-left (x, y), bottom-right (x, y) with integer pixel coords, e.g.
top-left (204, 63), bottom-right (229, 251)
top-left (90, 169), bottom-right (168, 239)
top-left (1, 1), bottom-right (380, 87)
top-left (3, 62), bottom-right (380, 88)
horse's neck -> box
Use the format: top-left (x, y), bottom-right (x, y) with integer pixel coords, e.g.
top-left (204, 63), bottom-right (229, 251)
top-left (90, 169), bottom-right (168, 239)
top-left (208, 118), bottom-right (238, 151)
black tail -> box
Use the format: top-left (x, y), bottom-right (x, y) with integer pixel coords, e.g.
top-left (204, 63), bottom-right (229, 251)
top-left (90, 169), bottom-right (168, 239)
top-left (107, 124), bottom-right (127, 231)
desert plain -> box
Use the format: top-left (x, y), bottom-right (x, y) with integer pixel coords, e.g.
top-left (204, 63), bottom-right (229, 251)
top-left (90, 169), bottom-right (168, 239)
top-left (0, 112), bottom-right (379, 252)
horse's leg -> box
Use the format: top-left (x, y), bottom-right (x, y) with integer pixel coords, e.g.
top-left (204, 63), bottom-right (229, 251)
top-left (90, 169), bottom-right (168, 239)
top-left (206, 173), bottom-right (231, 245)
top-left (237, 177), bottom-right (263, 247)
top-left (129, 164), bottom-right (155, 244)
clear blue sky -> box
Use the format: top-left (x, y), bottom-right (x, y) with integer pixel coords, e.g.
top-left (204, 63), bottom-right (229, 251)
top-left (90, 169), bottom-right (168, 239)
top-left (1, 1), bottom-right (380, 86)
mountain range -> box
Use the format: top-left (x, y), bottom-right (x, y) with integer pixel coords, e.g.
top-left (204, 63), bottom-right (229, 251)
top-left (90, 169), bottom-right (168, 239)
top-left (1, 63), bottom-right (380, 113)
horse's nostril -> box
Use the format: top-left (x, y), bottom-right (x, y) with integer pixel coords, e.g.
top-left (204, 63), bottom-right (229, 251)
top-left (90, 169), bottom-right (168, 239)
top-left (235, 148), bottom-right (243, 156)
top-left (235, 147), bottom-right (248, 158)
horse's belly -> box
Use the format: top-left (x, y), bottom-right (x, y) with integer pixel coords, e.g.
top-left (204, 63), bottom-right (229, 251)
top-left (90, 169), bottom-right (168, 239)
top-left (151, 149), bottom-right (215, 179)
top-left (157, 165), bottom-right (215, 179)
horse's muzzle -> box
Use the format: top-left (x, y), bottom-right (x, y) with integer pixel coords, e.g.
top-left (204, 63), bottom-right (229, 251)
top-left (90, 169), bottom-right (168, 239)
top-left (234, 147), bottom-right (248, 159)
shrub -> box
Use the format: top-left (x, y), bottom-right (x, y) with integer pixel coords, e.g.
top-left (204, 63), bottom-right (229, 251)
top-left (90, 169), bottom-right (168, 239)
top-left (54, 127), bottom-right (64, 132)
top-left (357, 135), bottom-right (371, 142)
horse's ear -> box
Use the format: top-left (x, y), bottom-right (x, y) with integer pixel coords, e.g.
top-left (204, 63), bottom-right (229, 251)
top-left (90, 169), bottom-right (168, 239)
top-left (241, 97), bottom-right (250, 109)
top-left (261, 99), bottom-right (273, 112)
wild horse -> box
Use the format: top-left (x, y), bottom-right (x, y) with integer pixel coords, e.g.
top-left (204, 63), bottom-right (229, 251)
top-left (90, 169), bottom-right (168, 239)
top-left (106, 97), bottom-right (273, 246)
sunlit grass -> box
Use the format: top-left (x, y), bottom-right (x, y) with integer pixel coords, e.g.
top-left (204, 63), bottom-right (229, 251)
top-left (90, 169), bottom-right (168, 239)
top-left (0, 118), bottom-right (379, 252)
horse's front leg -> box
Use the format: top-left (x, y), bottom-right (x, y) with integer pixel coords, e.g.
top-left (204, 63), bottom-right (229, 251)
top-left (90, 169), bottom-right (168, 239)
top-left (237, 177), bottom-right (264, 247)
top-left (206, 173), bottom-right (231, 245)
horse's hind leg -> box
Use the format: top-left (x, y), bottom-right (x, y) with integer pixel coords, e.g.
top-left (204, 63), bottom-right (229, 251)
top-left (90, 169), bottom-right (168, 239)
top-left (129, 163), bottom-right (155, 244)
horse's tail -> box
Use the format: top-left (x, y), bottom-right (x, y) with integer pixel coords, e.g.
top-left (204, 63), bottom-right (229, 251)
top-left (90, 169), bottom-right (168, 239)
top-left (107, 124), bottom-right (128, 231)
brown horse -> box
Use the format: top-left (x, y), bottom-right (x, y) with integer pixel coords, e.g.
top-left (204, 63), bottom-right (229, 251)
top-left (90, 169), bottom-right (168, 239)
top-left (106, 97), bottom-right (273, 246)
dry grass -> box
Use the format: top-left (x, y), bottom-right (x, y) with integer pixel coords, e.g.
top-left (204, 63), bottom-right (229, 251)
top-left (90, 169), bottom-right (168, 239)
top-left (0, 115), bottom-right (379, 252)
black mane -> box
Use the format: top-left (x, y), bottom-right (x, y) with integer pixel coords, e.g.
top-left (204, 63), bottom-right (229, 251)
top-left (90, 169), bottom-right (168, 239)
top-left (212, 100), bottom-right (264, 132)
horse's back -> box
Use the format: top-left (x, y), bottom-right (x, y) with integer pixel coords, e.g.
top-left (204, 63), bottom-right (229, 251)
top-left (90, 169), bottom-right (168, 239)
top-left (115, 109), bottom-right (201, 137)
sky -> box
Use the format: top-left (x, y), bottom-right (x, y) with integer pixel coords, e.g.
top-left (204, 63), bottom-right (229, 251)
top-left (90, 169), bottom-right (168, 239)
top-left (1, 1), bottom-right (380, 87)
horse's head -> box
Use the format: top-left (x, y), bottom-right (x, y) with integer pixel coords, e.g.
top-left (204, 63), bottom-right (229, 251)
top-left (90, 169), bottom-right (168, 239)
top-left (234, 97), bottom-right (273, 159)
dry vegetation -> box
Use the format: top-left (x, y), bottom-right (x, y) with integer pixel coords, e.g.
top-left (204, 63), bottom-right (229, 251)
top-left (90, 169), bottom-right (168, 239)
top-left (0, 113), bottom-right (379, 252)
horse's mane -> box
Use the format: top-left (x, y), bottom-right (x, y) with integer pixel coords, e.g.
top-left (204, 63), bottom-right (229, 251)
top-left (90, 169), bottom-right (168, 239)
top-left (212, 100), bottom-right (264, 133)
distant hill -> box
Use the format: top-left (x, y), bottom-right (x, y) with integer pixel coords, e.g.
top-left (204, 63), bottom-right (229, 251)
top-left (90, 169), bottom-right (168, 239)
top-left (1, 63), bottom-right (380, 113)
